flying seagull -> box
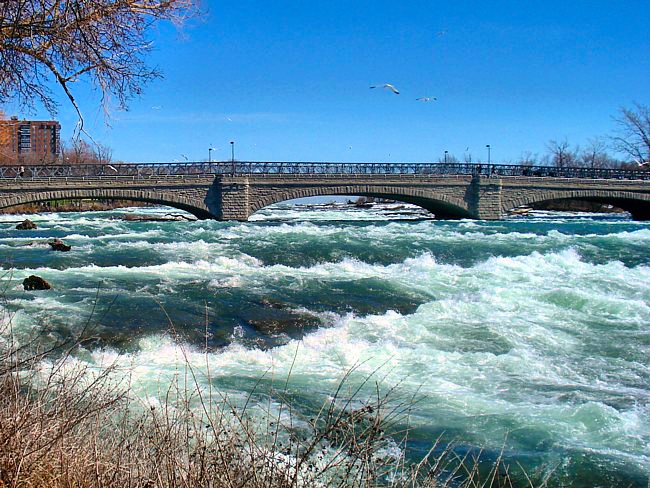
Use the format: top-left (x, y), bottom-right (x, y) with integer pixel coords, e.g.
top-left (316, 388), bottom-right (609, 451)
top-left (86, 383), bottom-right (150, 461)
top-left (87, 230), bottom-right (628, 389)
top-left (416, 97), bottom-right (437, 102)
top-left (370, 83), bottom-right (399, 94)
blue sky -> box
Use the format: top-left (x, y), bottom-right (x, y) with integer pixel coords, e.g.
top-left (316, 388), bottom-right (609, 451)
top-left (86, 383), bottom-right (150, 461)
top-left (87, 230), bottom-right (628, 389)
top-left (7, 0), bottom-right (650, 163)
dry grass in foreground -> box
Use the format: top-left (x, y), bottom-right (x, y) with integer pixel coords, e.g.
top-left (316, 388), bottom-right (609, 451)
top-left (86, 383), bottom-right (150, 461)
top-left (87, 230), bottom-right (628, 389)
top-left (0, 305), bottom-right (544, 487)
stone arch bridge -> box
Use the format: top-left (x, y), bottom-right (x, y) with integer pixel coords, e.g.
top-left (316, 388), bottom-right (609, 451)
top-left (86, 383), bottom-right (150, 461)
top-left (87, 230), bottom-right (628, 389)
top-left (1, 162), bottom-right (649, 220)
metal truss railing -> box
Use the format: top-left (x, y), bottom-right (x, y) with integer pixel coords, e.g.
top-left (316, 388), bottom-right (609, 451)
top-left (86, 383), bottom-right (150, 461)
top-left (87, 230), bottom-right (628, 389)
top-left (1, 161), bottom-right (649, 180)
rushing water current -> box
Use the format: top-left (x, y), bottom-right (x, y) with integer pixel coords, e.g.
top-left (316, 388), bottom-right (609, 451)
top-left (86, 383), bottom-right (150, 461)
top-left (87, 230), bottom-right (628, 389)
top-left (1, 202), bottom-right (649, 486)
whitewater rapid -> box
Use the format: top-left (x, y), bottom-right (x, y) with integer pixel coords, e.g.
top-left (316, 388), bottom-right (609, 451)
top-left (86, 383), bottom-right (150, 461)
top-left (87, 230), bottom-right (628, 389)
top-left (1, 203), bottom-right (649, 485)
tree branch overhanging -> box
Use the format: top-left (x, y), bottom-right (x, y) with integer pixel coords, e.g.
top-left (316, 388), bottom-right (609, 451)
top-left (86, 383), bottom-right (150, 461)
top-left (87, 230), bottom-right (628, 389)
top-left (0, 0), bottom-right (196, 131)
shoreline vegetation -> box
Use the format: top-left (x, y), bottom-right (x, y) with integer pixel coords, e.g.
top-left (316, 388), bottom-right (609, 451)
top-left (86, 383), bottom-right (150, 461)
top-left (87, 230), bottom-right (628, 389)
top-left (0, 306), bottom-right (542, 487)
top-left (0, 199), bottom-right (152, 215)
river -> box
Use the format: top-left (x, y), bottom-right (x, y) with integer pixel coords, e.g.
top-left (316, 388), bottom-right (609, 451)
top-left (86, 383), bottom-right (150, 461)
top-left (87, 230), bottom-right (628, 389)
top-left (1, 202), bottom-right (649, 486)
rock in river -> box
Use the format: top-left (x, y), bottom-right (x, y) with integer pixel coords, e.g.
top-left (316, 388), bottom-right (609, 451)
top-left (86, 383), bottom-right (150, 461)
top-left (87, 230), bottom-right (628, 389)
top-left (243, 300), bottom-right (321, 338)
top-left (23, 275), bottom-right (52, 290)
top-left (48, 239), bottom-right (71, 252)
top-left (16, 219), bottom-right (37, 230)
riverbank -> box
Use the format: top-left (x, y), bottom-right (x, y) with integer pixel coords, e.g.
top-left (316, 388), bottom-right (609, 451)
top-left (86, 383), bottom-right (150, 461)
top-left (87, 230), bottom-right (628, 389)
top-left (0, 199), bottom-right (151, 214)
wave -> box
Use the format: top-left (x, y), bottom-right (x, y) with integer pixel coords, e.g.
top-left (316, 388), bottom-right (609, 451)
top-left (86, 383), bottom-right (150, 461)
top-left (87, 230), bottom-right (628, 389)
top-left (71, 296), bottom-right (650, 473)
top-left (4, 247), bottom-right (650, 297)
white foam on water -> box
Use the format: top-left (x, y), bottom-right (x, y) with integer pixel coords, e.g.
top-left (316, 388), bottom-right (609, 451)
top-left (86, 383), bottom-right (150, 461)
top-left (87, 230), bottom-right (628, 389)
top-left (249, 202), bottom-right (432, 222)
top-left (27, 245), bottom-right (640, 473)
top-left (2, 205), bottom-right (650, 479)
top-left (75, 285), bottom-right (649, 471)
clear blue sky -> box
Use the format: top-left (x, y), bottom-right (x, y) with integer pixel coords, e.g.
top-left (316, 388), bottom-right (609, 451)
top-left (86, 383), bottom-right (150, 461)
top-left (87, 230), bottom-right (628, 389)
top-left (9, 0), bottom-right (650, 163)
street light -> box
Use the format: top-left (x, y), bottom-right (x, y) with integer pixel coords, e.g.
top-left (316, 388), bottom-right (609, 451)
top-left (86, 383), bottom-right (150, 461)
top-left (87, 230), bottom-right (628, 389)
top-left (208, 147), bottom-right (215, 162)
top-left (444, 150), bottom-right (448, 163)
top-left (486, 144), bottom-right (491, 165)
top-left (230, 141), bottom-right (235, 175)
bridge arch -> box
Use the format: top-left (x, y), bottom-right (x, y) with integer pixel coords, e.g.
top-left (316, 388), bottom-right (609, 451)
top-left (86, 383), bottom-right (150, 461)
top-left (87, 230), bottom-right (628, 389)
top-left (0, 189), bottom-right (214, 219)
top-left (503, 189), bottom-right (650, 220)
top-left (249, 185), bottom-right (473, 219)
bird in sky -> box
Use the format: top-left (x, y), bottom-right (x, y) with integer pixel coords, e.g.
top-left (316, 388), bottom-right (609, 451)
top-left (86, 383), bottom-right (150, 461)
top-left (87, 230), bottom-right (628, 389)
top-left (437, 30), bottom-right (447, 38)
top-left (370, 83), bottom-right (399, 94)
top-left (416, 97), bottom-right (437, 102)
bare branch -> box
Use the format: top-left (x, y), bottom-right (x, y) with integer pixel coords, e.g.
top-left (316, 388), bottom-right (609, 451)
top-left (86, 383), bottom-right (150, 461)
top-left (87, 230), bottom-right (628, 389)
top-left (611, 102), bottom-right (650, 164)
top-left (0, 0), bottom-right (197, 126)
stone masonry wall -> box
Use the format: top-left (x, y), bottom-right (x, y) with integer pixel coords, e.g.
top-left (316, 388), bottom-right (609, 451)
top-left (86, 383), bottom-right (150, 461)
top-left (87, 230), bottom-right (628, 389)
top-left (0, 176), bottom-right (215, 218)
top-left (1, 173), bottom-right (649, 221)
top-left (499, 176), bottom-right (650, 218)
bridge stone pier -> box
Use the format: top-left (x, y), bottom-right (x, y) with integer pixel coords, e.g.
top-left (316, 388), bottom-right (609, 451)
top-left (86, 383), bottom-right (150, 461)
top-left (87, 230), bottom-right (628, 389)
top-left (1, 163), bottom-right (650, 221)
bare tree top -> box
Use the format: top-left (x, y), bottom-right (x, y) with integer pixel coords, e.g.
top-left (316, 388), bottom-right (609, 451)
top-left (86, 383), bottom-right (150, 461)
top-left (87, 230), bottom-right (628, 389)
top-left (0, 0), bottom-right (196, 131)
top-left (612, 102), bottom-right (650, 164)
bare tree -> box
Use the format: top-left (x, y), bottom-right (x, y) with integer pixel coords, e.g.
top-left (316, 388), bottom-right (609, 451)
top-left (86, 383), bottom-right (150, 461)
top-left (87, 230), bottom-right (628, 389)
top-left (580, 137), bottom-right (616, 169)
top-left (60, 137), bottom-right (112, 164)
top-left (0, 0), bottom-right (196, 131)
top-left (518, 151), bottom-right (539, 166)
top-left (94, 142), bottom-right (113, 165)
top-left (546, 138), bottom-right (578, 168)
top-left (437, 153), bottom-right (459, 164)
top-left (611, 103), bottom-right (650, 164)
top-left (61, 138), bottom-right (92, 164)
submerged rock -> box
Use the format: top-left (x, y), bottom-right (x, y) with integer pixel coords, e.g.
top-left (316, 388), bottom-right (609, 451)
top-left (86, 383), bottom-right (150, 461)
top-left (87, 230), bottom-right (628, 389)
top-left (243, 301), bottom-right (321, 338)
top-left (23, 275), bottom-right (52, 290)
top-left (48, 239), bottom-right (71, 252)
top-left (120, 213), bottom-right (197, 222)
top-left (16, 219), bottom-right (37, 230)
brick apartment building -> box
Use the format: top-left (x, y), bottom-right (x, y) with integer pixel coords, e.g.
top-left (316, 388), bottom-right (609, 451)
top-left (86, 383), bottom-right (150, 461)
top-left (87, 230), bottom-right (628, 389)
top-left (0, 116), bottom-right (61, 164)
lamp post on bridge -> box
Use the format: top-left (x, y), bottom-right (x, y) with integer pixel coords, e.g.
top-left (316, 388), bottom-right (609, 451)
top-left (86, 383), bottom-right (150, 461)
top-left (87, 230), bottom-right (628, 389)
top-left (230, 141), bottom-right (235, 175)
top-left (486, 144), bottom-right (491, 165)
top-left (208, 147), bottom-right (215, 162)
top-left (444, 150), bottom-right (448, 163)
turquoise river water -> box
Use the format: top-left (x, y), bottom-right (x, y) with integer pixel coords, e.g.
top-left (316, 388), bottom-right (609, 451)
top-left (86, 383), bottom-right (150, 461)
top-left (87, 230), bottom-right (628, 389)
top-left (1, 202), bottom-right (649, 486)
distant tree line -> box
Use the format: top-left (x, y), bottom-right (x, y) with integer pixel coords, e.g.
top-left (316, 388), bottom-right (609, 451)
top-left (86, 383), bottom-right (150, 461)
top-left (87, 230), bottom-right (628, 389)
top-left (0, 134), bottom-right (115, 165)
top-left (60, 138), bottom-right (114, 165)
top-left (439, 103), bottom-right (650, 170)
